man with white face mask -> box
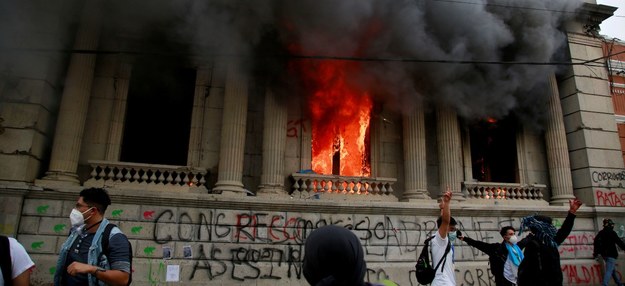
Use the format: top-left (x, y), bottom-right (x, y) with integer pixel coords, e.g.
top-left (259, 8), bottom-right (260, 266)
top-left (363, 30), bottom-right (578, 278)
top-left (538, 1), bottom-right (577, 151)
top-left (54, 188), bottom-right (131, 286)
top-left (458, 226), bottom-right (523, 286)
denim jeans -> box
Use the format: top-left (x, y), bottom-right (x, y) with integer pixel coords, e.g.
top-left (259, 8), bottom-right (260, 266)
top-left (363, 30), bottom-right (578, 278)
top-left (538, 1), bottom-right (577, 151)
top-left (602, 257), bottom-right (624, 286)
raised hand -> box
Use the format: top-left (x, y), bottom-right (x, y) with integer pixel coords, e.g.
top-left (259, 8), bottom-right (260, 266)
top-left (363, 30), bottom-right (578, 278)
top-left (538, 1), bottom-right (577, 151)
top-left (569, 198), bottom-right (582, 214)
top-left (439, 190), bottom-right (452, 209)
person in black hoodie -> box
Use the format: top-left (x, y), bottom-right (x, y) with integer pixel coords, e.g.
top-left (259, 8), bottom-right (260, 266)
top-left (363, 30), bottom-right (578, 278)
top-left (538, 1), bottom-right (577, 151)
top-left (516, 198), bottom-right (583, 286)
top-left (593, 218), bottom-right (625, 286)
top-left (302, 225), bottom-right (397, 286)
top-left (458, 226), bottom-right (523, 286)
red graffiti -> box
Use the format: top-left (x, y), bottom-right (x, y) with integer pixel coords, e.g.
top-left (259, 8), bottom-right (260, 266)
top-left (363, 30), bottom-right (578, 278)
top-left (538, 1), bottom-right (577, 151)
top-left (559, 233), bottom-right (595, 254)
top-left (287, 119), bottom-right (307, 138)
top-left (562, 263), bottom-right (623, 285)
top-left (235, 214), bottom-right (259, 241)
top-left (562, 264), bottom-right (603, 285)
top-left (268, 216), bottom-right (300, 242)
top-left (143, 210), bottom-right (156, 220)
top-left (595, 190), bottom-right (625, 207)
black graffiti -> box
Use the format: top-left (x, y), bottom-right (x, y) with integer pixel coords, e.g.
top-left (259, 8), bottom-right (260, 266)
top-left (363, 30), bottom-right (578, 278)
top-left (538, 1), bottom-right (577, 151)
top-left (459, 267), bottom-right (496, 286)
top-left (187, 243), bottom-right (303, 282)
top-left (592, 170), bottom-right (625, 183)
top-left (146, 209), bottom-right (585, 284)
top-left (366, 268), bottom-right (390, 283)
top-left (190, 244), bottom-right (227, 280)
top-left (153, 210), bottom-right (231, 244)
top-left (154, 210), bottom-right (174, 244)
top-left (287, 244), bottom-right (303, 279)
top-left (230, 247), bottom-right (282, 281)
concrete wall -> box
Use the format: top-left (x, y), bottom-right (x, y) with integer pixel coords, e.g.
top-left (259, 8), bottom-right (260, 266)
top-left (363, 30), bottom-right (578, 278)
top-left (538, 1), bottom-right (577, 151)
top-left (9, 187), bottom-right (620, 286)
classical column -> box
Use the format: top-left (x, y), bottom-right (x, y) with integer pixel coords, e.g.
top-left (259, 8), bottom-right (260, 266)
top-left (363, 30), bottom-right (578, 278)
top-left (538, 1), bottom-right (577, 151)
top-left (40, 1), bottom-right (103, 184)
top-left (402, 105), bottom-right (430, 200)
top-left (436, 106), bottom-right (465, 200)
top-left (186, 68), bottom-right (211, 167)
top-left (213, 62), bottom-right (249, 196)
top-left (515, 127), bottom-right (530, 185)
top-left (258, 90), bottom-right (288, 195)
top-left (462, 127), bottom-right (474, 182)
top-left (545, 74), bottom-right (575, 205)
top-left (105, 62), bottom-right (131, 161)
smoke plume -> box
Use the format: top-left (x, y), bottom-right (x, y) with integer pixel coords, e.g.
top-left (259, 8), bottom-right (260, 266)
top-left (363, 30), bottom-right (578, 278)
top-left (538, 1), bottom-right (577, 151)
top-left (1, 0), bottom-right (585, 126)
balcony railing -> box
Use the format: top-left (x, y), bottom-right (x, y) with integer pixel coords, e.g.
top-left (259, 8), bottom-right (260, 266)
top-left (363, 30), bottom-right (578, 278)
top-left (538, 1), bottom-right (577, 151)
top-left (85, 160), bottom-right (208, 191)
top-left (290, 173), bottom-right (397, 201)
top-left (463, 181), bottom-right (546, 201)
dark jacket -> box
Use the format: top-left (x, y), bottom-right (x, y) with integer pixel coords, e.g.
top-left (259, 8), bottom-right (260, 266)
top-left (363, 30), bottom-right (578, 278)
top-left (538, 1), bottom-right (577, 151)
top-left (517, 212), bottom-right (576, 286)
top-left (594, 227), bottom-right (625, 259)
top-left (462, 237), bottom-right (510, 286)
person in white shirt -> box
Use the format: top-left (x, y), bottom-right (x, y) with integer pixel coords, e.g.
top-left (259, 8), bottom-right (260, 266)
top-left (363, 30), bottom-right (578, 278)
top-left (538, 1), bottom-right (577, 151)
top-left (0, 236), bottom-right (35, 286)
top-left (431, 191), bottom-right (456, 286)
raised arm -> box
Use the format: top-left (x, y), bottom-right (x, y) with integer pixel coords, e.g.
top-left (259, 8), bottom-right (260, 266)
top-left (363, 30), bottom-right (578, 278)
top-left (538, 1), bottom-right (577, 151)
top-left (438, 190), bottom-right (452, 239)
top-left (460, 236), bottom-right (498, 256)
top-left (555, 198), bottom-right (582, 245)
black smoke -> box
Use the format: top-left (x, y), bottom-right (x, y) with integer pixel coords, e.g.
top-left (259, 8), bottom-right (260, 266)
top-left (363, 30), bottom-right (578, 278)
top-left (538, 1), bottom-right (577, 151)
top-left (1, 0), bottom-right (585, 126)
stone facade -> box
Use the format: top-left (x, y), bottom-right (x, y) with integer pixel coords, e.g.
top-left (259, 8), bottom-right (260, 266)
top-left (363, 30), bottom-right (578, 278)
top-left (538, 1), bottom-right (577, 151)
top-left (1, 1), bottom-right (625, 285)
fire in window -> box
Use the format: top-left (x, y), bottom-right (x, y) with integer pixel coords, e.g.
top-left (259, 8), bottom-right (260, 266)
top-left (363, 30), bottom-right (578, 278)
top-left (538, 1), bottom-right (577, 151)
top-left (292, 59), bottom-right (372, 177)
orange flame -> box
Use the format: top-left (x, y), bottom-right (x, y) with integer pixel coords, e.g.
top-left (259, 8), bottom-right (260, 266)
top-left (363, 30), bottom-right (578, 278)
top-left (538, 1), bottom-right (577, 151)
top-left (293, 59), bottom-right (372, 177)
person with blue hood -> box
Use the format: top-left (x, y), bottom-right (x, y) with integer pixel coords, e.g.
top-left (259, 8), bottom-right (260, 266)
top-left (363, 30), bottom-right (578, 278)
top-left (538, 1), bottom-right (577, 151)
top-left (303, 225), bottom-right (397, 286)
top-left (516, 198), bottom-right (583, 286)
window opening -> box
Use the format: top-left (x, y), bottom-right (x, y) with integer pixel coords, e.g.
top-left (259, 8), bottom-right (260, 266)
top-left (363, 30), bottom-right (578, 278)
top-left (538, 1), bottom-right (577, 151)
top-left (469, 117), bottom-right (517, 183)
top-left (120, 65), bottom-right (195, 166)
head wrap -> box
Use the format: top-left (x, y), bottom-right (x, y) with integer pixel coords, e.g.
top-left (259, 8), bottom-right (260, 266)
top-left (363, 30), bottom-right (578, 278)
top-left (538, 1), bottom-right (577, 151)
top-left (303, 225), bottom-right (366, 286)
top-left (603, 218), bottom-right (615, 228)
top-left (519, 215), bottom-right (558, 249)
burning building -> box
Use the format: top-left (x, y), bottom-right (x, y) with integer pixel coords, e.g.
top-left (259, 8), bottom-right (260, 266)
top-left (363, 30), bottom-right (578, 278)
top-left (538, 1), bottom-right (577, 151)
top-left (0, 0), bottom-right (623, 285)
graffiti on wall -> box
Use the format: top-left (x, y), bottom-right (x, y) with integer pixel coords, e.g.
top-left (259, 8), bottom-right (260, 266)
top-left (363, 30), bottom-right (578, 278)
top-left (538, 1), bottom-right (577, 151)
top-left (592, 170), bottom-right (625, 186)
top-left (144, 209), bottom-right (549, 284)
top-left (595, 189), bottom-right (625, 207)
top-left (287, 119), bottom-right (308, 138)
top-left (27, 201), bottom-right (615, 285)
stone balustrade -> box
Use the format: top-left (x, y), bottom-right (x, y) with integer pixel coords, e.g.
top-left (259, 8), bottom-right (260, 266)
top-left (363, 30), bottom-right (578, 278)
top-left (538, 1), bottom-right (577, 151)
top-left (290, 173), bottom-right (397, 201)
top-left (85, 160), bottom-right (208, 191)
top-left (463, 181), bottom-right (547, 201)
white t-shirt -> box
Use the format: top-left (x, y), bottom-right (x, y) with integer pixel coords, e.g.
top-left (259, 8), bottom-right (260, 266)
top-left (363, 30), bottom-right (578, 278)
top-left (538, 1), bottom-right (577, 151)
top-left (503, 247), bottom-right (520, 284)
top-left (0, 237), bottom-right (35, 286)
top-left (430, 232), bottom-right (455, 286)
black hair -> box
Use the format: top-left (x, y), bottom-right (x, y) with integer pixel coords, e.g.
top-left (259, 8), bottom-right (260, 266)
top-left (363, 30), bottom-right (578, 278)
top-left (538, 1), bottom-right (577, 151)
top-left (500, 226), bottom-right (515, 237)
top-left (436, 216), bottom-right (457, 228)
top-left (79, 187), bottom-right (112, 214)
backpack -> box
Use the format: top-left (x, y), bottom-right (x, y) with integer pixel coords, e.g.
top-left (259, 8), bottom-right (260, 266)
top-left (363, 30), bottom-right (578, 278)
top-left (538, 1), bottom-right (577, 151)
top-left (0, 235), bottom-right (13, 286)
top-left (101, 224), bottom-right (133, 286)
top-left (415, 235), bottom-right (451, 285)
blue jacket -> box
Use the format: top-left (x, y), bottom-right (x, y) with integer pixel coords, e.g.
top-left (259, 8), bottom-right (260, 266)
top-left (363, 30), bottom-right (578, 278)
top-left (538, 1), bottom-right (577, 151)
top-left (54, 218), bottom-right (122, 286)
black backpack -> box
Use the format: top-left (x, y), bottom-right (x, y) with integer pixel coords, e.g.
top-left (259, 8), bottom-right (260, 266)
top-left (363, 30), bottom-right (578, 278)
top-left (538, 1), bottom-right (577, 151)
top-left (101, 224), bottom-right (133, 285)
top-left (415, 235), bottom-right (451, 285)
top-left (0, 235), bottom-right (13, 286)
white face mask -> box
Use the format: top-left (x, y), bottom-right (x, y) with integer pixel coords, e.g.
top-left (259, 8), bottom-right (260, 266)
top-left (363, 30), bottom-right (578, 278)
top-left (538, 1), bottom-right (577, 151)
top-left (69, 207), bottom-right (93, 227)
top-left (508, 235), bottom-right (518, 244)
